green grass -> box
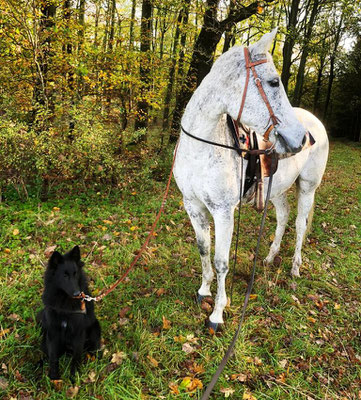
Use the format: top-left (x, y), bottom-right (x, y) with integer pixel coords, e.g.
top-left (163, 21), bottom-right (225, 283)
top-left (0, 140), bottom-right (360, 399)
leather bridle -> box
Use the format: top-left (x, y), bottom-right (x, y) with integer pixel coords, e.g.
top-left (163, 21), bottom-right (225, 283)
top-left (181, 46), bottom-right (280, 150)
top-left (237, 46), bottom-right (279, 142)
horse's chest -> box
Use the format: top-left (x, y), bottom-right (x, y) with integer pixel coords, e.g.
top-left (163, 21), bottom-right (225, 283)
top-left (174, 151), bottom-right (239, 203)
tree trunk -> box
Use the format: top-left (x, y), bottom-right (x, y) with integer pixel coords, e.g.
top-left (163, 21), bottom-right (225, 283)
top-left (170, 0), bottom-right (261, 141)
top-left (281, 0), bottom-right (301, 94)
top-left (33, 0), bottom-right (57, 122)
top-left (292, 0), bottom-right (319, 106)
top-left (312, 54), bottom-right (325, 114)
top-left (162, 8), bottom-right (183, 133)
top-left (129, 0), bottom-right (136, 49)
top-left (323, 13), bottom-right (343, 120)
top-left (134, 0), bottom-right (153, 132)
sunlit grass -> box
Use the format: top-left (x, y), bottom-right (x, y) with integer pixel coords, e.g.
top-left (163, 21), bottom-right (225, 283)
top-left (0, 140), bottom-right (360, 399)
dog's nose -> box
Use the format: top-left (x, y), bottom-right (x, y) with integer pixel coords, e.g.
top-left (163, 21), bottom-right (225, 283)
top-left (73, 291), bottom-right (81, 297)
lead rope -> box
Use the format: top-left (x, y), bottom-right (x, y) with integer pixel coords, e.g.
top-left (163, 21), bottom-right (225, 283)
top-left (201, 153), bottom-right (276, 400)
top-left (230, 155), bottom-right (244, 302)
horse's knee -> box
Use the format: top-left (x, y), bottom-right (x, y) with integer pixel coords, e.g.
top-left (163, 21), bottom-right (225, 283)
top-left (197, 239), bottom-right (209, 257)
top-left (215, 260), bottom-right (228, 275)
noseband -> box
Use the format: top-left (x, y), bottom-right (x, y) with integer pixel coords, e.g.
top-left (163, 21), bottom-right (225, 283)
top-left (237, 47), bottom-right (279, 142)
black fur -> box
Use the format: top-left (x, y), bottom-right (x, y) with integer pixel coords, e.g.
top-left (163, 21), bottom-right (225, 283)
top-left (37, 246), bottom-right (101, 380)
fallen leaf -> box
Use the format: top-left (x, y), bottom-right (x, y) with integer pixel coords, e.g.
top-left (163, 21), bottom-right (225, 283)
top-left (156, 288), bottom-right (166, 297)
top-left (87, 370), bottom-right (96, 383)
top-left (2, 363), bottom-right (8, 374)
top-left (249, 294), bottom-right (258, 300)
top-left (13, 228), bottom-right (19, 236)
top-left (220, 387), bottom-right (235, 397)
top-left (254, 356), bottom-right (263, 366)
top-left (291, 295), bottom-right (300, 304)
top-left (66, 386), bottom-right (79, 398)
top-left (111, 351), bottom-right (126, 365)
top-left (180, 377), bottom-right (203, 392)
top-left (243, 390), bottom-right (257, 399)
top-left (276, 373), bottom-right (286, 384)
top-left (174, 335), bottom-right (186, 343)
top-left (0, 377), bottom-right (8, 390)
top-left (0, 329), bottom-right (10, 338)
top-left (162, 316), bottom-right (171, 330)
top-left (307, 317), bottom-right (316, 324)
top-left (4, 248), bottom-right (11, 254)
top-left (279, 359), bottom-right (288, 369)
top-left (193, 363), bottom-right (205, 375)
top-left (187, 378), bottom-right (203, 392)
top-left (147, 355), bottom-right (159, 368)
top-left (169, 382), bottom-right (179, 395)
top-left (118, 318), bottom-right (129, 326)
top-left (232, 373), bottom-right (247, 382)
top-left (53, 207), bottom-right (60, 211)
top-left (334, 303), bottom-right (341, 310)
top-left (118, 306), bottom-right (131, 318)
top-left (182, 343), bottom-right (195, 354)
top-left (9, 313), bottom-right (20, 321)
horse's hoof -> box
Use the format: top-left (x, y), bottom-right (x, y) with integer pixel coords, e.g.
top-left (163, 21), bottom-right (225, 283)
top-left (206, 319), bottom-right (223, 334)
top-left (197, 294), bottom-right (213, 304)
top-left (197, 294), bottom-right (205, 304)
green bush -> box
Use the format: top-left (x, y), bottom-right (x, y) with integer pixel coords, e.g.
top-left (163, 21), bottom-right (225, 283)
top-left (0, 114), bottom-right (124, 196)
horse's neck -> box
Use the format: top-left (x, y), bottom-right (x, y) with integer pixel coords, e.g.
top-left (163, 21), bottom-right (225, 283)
top-left (181, 84), bottom-right (225, 142)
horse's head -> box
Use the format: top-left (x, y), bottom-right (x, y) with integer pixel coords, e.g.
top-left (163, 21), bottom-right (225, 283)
top-left (213, 28), bottom-right (306, 154)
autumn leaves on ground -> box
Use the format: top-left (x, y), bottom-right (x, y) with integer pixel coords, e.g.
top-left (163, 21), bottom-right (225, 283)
top-left (0, 140), bottom-right (360, 399)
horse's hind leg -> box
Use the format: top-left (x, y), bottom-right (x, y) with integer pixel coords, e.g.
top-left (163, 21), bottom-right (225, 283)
top-left (264, 192), bottom-right (290, 265)
top-left (184, 199), bottom-right (213, 299)
top-left (292, 180), bottom-right (317, 277)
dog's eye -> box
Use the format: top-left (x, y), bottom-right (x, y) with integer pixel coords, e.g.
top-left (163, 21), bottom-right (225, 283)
top-left (64, 272), bottom-right (69, 278)
top-left (269, 78), bottom-right (279, 88)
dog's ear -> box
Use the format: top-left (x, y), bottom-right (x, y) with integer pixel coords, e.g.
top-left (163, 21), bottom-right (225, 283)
top-left (49, 251), bottom-right (63, 269)
top-left (68, 245), bottom-right (81, 263)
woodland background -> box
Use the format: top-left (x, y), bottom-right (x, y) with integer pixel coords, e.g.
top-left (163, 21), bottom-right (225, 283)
top-left (0, 0), bottom-right (360, 198)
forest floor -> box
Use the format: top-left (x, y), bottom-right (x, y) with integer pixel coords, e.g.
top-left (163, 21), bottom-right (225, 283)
top-left (0, 140), bottom-right (360, 400)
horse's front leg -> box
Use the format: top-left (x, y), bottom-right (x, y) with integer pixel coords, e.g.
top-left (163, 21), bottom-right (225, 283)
top-left (184, 199), bottom-right (213, 299)
top-left (209, 210), bottom-right (234, 328)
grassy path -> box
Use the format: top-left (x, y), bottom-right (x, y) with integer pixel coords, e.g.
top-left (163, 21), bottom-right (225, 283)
top-left (0, 140), bottom-right (360, 399)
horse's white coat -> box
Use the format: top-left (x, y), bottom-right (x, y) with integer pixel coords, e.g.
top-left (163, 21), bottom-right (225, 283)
top-left (173, 31), bottom-right (329, 325)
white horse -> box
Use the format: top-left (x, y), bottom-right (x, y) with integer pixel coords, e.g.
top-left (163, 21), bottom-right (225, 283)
top-left (173, 29), bottom-right (329, 330)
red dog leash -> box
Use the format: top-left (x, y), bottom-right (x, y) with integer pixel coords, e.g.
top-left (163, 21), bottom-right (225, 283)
top-left (75, 142), bottom-right (179, 304)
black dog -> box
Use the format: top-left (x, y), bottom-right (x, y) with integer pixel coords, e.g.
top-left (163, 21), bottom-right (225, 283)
top-left (37, 246), bottom-right (101, 381)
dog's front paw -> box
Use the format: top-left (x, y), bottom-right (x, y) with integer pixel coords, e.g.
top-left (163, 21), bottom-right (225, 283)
top-left (50, 379), bottom-right (63, 390)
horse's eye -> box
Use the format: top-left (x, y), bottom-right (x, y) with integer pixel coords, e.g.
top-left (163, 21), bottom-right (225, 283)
top-left (269, 78), bottom-right (279, 87)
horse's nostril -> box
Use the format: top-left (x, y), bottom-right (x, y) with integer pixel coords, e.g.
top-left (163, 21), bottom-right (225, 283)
top-left (302, 134), bottom-right (307, 146)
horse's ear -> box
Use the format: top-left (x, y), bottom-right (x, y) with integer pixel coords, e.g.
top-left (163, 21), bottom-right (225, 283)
top-left (252, 28), bottom-right (278, 54)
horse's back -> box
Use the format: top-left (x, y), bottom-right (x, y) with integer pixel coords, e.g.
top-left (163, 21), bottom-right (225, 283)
top-left (293, 107), bottom-right (329, 186)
